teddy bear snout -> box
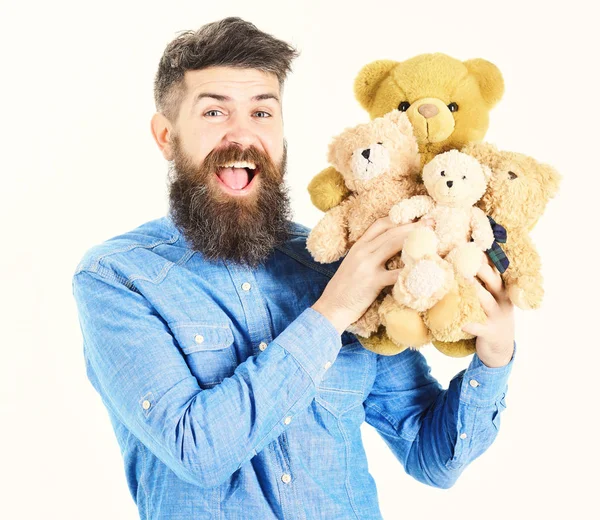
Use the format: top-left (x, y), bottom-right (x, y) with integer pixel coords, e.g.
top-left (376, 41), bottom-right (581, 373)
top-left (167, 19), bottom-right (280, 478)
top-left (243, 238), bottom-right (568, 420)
top-left (361, 149), bottom-right (371, 160)
top-left (446, 180), bottom-right (454, 188)
top-left (418, 104), bottom-right (439, 119)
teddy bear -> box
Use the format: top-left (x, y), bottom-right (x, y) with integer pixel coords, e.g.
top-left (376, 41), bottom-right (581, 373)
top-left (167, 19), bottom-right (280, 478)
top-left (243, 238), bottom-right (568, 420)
top-left (307, 53), bottom-right (505, 213)
top-left (389, 150), bottom-right (494, 320)
top-left (306, 53), bottom-right (506, 356)
top-left (306, 109), bottom-right (426, 349)
top-left (423, 143), bottom-right (562, 356)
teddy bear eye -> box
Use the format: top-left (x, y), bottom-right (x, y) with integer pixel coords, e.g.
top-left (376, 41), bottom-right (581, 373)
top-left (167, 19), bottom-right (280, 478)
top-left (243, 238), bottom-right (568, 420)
top-left (440, 171), bottom-right (445, 176)
top-left (448, 102), bottom-right (459, 113)
top-left (377, 141), bottom-right (383, 145)
top-left (462, 176), bottom-right (466, 180)
top-left (508, 171), bottom-right (518, 180)
top-left (398, 101), bottom-right (411, 112)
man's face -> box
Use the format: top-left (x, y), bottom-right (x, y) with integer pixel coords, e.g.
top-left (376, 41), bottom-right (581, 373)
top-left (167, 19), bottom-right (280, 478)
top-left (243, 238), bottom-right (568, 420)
top-left (159, 67), bottom-right (292, 266)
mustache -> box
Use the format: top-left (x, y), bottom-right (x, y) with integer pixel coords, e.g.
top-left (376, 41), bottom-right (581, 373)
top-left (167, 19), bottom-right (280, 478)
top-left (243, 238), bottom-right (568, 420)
top-left (202, 144), bottom-right (277, 178)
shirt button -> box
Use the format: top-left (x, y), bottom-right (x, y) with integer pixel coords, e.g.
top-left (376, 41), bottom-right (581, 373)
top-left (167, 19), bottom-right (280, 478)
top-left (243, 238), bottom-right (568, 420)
top-left (241, 282), bottom-right (251, 291)
top-left (324, 361), bottom-right (332, 370)
top-left (460, 433), bottom-right (467, 439)
top-left (259, 341), bottom-right (268, 351)
top-left (142, 400), bottom-right (151, 410)
top-left (281, 473), bottom-right (291, 484)
top-left (194, 334), bottom-right (204, 344)
top-left (469, 379), bottom-right (480, 388)
top-left (284, 416), bottom-right (292, 425)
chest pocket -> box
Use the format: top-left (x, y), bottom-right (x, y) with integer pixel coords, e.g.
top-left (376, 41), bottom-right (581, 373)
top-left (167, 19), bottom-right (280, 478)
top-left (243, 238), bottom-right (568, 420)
top-left (170, 322), bottom-right (238, 389)
top-left (316, 336), bottom-right (371, 416)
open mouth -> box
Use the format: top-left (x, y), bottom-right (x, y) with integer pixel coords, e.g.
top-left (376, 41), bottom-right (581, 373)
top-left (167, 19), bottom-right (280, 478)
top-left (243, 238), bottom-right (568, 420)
top-left (215, 161), bottom-right (260, 195)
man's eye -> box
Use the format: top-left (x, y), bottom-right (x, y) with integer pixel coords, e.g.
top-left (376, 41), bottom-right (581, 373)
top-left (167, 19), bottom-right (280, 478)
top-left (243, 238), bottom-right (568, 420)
top-left (204, 110), bottom-right (223, 117)
top-left (254, 111), bottom-right (271, 118)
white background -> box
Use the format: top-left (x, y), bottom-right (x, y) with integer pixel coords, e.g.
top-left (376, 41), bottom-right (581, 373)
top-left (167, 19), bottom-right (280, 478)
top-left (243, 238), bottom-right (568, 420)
top-left (2, 0), bottom-right (598, 518)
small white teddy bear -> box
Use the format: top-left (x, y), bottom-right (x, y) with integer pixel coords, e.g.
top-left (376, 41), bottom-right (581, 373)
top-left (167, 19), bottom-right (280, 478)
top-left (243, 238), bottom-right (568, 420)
top-left (389, 149), bottom-right (495, 311)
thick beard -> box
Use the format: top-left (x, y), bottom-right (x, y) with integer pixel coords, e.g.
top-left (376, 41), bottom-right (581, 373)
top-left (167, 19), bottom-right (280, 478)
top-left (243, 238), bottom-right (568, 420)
top-left (167, 137), bottom-right (292, 268)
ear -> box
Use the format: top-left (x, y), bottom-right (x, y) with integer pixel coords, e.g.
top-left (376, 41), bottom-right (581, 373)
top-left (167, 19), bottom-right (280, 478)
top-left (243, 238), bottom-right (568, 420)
top-left (463, 58), bottom-right (505, 108)
top-left (354, 59), bottom-right (398, 112)
top-left (482, 164), bottom-right (493, 181)
top-left (541, 163), bottom-right (562, 199)
top-left (150, 112), bottom-right (175, 161)
top-left (384, 109), bottom-right (413, 135)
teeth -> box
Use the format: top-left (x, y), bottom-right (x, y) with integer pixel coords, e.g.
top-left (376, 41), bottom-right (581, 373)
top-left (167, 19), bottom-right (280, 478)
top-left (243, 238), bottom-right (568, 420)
top-left (221, 161), bottom-right (256, 170)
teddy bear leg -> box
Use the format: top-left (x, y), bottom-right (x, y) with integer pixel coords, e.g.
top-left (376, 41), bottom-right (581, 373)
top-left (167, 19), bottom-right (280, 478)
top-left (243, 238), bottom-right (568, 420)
top-left (402, 226), bottom-right (439, 261)
top-left (425, 277), bottom-right (487, 343)
top-left (379, 294), bottom-right (430, 348)
top-left (507, 275), bottom-right (544, 310)
top-left (392, 255), bottom-right (455, 312)
top-left (306, 205), bottom-right (349, 263)
top-left (357, 326), bottom-right (409, 356)
top-left (431, 338), bottom-right (476, 358)
top-left (446, 243), bottom-right (485, 280)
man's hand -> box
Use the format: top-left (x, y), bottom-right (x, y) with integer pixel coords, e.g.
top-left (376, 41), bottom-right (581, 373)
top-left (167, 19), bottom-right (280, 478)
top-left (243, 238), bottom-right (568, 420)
top-left (462, 257), bottom-right (515, 368)
top-left (311, 216), bottom-right (434, 335)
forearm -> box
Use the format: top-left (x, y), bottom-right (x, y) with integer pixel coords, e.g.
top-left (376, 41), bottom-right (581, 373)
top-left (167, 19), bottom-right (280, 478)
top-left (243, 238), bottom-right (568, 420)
top-left (406, 346), bottom-right (515, 488)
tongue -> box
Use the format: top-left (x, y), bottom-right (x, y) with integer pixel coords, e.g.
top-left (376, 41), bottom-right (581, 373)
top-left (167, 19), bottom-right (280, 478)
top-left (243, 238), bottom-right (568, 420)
top-left (218, 168), bottom-right (249, 190)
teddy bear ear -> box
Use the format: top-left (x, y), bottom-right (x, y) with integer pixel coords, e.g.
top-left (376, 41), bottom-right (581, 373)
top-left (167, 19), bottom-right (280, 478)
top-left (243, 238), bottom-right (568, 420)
top-left (540, 163), bottom-right (562, 199)
top-left (383, 109), bottom-right (413, 134)
top-left (354, 60), bottom-right (398, 112)
top-left (461, 142), bottom-right (499, 167)
top-left (463, 59), bottom-right (505, 108)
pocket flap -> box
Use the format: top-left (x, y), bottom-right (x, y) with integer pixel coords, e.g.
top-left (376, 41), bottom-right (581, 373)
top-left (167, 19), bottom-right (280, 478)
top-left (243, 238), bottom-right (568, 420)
top-left (170, 322), bottom-right (234, 354)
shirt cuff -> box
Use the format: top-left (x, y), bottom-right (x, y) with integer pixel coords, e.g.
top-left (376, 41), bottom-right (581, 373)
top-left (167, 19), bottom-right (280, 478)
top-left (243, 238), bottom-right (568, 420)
top-left (272, 307), bottom-right (342, 386)
top-left (458, 341), bottom-right (516, 408)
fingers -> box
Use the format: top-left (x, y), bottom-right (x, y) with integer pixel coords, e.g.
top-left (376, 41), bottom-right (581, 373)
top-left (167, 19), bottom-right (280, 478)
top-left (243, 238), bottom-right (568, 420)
top-left (368, 220), bottom-right (434, 259)
top-left (476, 257), bottom-right (513, 308)
top-left (462, 321), bottom-right (487, 337)
top-left (470, 277), bottom-right (500, 317)
top-left (357, 216), bottom-right (397, 244)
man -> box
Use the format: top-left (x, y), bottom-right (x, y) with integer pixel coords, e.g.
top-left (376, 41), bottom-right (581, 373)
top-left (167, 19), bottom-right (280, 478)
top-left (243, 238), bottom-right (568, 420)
top-left (72, 17), bottom-right (515, 520)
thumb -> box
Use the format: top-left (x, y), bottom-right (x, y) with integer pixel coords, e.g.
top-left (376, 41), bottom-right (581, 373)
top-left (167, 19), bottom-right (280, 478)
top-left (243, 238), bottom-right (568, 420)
top-left (462, 322), bottom-right (486, 337)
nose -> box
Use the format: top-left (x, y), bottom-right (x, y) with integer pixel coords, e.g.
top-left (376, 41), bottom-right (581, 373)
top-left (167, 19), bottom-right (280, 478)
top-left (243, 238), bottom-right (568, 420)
top-left (223, 113), bottom-right (257, 149)
top-left (446, 180), bottom-right (453, 188)
top-left (361, 148), bottom-right (371, 160)
top-left (418, 104), bottom-right (439, 119)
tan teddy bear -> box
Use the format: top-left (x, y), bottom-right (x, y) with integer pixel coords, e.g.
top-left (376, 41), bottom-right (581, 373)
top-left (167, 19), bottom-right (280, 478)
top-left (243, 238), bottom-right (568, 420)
top-left (306, 110), bottom-right (424, 342)
top-left (424, 143), bottom-right (562, 357)
top-left (380, 150), bottom-right (494, 348)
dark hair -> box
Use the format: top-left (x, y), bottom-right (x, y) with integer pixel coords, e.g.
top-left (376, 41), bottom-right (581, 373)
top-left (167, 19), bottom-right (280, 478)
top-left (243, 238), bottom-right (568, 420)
top-left (154, 17), bottom-right (299, 122)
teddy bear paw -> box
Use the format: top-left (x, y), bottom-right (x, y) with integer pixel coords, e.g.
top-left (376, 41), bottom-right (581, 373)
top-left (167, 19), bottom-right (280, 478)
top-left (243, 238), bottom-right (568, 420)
top-left (507, 277), bottom-right (543, 310)
top-left (389, 204), bottom-right (411, 225)
top-left (306, 233), bottom-right (347, 264)
top-left (393, 257), bottom-right (454, 311)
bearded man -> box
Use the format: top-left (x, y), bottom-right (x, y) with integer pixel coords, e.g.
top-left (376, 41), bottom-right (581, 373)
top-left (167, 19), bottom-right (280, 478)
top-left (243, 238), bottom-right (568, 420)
top-left (73, 17), bottom-right (515, 520)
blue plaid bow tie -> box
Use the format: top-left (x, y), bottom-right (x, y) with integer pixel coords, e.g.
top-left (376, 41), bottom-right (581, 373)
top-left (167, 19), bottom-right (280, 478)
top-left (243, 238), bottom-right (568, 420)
top-left (485, 216), bottom-right (510, 273)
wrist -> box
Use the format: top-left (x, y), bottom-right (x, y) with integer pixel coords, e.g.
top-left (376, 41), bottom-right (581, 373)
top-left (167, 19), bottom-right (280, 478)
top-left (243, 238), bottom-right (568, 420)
top-left (311, 299), bottom-right (350, 335)
top-left (479, 344), bottom-right (515, 368)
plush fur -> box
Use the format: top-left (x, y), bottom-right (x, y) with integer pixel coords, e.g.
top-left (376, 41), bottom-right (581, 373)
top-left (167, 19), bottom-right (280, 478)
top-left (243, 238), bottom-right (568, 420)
top-left (306, 110), bottom-right (425, 347)
top-left (308, 53), bottom-right (504, 213)
top-left (423, 143), bottom-right (561, 356)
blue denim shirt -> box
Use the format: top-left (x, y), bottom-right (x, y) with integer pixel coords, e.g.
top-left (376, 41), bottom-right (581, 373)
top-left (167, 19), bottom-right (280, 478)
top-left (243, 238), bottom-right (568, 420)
top-left (72, 213), bottom-right (514, 520)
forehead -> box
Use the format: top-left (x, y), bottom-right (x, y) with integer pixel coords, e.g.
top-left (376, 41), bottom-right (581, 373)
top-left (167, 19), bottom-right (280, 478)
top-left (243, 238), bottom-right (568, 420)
top-left (183, 66), bottom-right (280, 101)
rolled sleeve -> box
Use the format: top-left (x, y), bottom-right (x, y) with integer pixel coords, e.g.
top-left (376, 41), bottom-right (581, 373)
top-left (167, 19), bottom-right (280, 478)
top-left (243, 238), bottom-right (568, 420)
top-left (272, 307), bottom-right (342, 386)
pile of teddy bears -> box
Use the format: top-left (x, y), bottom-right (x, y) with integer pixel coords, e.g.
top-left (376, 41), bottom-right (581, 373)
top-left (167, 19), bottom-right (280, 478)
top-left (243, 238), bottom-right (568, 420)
top-left (306, 53), bottom-right (561, 357)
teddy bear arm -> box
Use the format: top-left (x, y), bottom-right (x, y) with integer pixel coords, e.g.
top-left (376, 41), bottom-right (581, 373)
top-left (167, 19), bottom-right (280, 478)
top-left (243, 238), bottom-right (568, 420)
top-left (390, 195), bottom-right (435, 224)
top-left (307, 166), bottom-right (350, 212)
top-left (306, 203), bottom-right (351, 263)
top-left (470, 207), bottom-right (495, 250)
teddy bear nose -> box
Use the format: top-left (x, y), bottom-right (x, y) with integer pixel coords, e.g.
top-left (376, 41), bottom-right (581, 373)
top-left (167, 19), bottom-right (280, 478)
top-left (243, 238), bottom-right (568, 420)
top-left (418, 104), bottom-right (439, 119)
top-left (446, 180), bottom-right (453, 188)
top-left (361, 149), bottom-right (371, 160)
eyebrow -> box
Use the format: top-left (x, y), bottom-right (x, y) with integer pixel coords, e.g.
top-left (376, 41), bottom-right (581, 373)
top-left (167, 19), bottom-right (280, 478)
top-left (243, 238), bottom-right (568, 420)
top-left (193, 92), bottom-right (280, 105)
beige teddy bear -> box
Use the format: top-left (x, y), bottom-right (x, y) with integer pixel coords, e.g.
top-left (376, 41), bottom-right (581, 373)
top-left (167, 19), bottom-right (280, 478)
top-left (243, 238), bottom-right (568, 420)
top-left (306, 110), bottom-right (424, 339)
top-left (381, 150), bottom-right (494, 348)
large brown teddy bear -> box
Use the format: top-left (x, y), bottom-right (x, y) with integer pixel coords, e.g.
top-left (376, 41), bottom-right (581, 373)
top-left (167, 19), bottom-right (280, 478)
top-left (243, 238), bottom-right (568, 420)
top-left (307, 53), bottom-right (506, 356)
top-left (307, 53), bottom-right (505, 212)
top-left (426, 143), bottom-right (562, 357)
top-left (306, 110), bottom-right (425, 354)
